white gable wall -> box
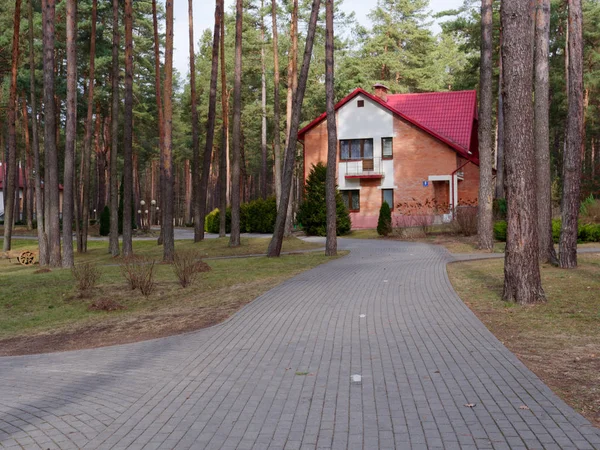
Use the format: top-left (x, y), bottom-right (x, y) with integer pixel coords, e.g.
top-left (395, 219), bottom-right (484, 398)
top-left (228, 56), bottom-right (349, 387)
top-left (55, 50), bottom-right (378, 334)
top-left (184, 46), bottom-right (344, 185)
top-left (336, 93), bottom-right (395, 189)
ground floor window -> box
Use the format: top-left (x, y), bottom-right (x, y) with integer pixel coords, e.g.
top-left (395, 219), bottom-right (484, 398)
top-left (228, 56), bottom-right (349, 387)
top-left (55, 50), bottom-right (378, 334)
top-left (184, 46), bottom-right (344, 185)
top-left (342, 190), bottom-right (360, 211)
top-left (382, 189), bottom-right (394, 209)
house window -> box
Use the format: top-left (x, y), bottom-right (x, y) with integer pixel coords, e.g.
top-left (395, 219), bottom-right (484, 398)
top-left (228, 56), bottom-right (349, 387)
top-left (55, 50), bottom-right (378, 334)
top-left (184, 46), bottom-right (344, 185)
top-left (382, 189), bottom-right (394, 209)
top-left (340, 139), bottom-right (374, 161)
top-left (342, 190), bottom-right (360, 211)
top-left (382, 137), bottom-right (393, 159)
top-left (357, 100), bottom-right (364, 107)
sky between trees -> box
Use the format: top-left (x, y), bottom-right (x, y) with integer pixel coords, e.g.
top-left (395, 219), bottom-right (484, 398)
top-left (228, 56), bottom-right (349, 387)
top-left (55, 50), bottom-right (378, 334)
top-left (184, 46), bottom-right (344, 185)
top-left (172, 0), bottom-right (463, 76)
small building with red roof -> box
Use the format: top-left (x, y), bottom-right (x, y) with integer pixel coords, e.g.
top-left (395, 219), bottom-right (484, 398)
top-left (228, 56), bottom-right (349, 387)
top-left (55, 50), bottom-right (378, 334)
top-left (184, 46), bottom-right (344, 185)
top-left (298, 85), bottom-right (480, 229)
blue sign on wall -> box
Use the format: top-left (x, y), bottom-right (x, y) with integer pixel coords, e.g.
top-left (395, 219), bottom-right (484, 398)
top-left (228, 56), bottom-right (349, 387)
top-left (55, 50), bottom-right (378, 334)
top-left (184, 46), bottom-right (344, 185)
top-left (423, 180), bottom-right (429, 187)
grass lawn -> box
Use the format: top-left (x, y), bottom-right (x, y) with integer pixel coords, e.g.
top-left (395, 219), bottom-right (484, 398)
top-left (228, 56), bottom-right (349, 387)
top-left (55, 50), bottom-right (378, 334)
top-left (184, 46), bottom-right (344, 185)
top-left (0, 236), bottom-right (336, 356)
top-left (448, 254), bottom-right (600, 427)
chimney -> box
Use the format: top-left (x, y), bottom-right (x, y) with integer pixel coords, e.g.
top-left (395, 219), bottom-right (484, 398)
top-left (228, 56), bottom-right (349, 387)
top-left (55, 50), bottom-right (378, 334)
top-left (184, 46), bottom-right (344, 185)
top-left (373, 83), bottom-right (390, 102)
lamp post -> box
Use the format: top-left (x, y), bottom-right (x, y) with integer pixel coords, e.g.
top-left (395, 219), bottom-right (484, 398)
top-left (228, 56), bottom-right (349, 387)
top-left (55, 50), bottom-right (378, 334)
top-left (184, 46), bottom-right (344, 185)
top-left (151, 199), bottom-right (157, 226)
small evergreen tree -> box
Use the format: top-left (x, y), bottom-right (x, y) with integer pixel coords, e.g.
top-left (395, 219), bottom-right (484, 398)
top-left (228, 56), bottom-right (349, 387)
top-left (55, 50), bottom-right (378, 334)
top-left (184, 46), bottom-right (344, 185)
top-left (377, 201), bottom-right (392, 236)
top-left (297, 163), bottom-right (351, 236)
top-left (99, 206), bottom-right (110, 236)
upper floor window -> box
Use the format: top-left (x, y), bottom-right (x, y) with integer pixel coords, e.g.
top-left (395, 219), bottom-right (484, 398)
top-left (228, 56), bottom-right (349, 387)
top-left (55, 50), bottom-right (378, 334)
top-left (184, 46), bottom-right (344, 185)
top-left (382, 137), bottom-right (393, 159)
top-left (340, 138), bottom-right (374, 160)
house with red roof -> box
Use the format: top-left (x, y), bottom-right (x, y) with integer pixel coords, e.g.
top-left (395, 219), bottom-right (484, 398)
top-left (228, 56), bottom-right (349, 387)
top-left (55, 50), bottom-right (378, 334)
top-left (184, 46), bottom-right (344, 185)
top-left (298, 84), bottom-right (480, 229)
top-left (0, 163), bottom-right (63, 220)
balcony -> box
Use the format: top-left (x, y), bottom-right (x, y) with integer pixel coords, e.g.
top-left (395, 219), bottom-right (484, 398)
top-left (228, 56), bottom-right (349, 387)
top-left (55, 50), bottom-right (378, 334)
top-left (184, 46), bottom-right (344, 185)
top-left (342, 157), bottom-right (385, 179)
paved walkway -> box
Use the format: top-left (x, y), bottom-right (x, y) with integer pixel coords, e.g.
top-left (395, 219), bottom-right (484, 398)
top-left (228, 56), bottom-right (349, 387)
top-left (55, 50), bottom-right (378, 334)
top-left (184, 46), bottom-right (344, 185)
top-left (0, 239), bottom-right (598, 450)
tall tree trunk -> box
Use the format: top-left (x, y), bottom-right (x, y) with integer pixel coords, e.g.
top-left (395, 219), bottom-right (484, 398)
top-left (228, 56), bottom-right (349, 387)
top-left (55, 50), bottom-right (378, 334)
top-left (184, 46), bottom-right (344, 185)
top-left (63, 0), bottom-right (77, 268)
top-left (501, 0), bottom-right (545, 304)
top-left (495, 32), bottom-right (505, 200)
top-left (260, 0), bottom-right (268, 200)
top-left (268, 0), bottom-right (322, 257)
top-left (219, 0), bottom-right (228, 238)
top-left (28, 0), bottom-right (48, 265)
top-left (162, 0), bottom-right (175, 261)
top-left (477, 0), bottom-right (494, 251)
top-left (109, 0), bottom-right (120, 256)
top-left (79, 0), bottom-right (98, 254)
top-left (534, 0), bottom-right (558, 265)
top-left (2, 0), bottom-right (21, 253)
top-left (325, 0), bottom-right (337, 256)
top-left (189, 0), bottom-right (202, 241)
top-left (152, 0), bottom-right (165, 246)
top-left (284, 0), bottom-right (299, 237)
top-left (272, 0), bottom-right (282, 208)
top-left (21, 98), bottom-right (34, 230)
top-left (559, 0), bottom-right (584, 268)
top-left (197, 0), bottom-right (222, 241)
top-left (96, 116), bottom-right (109, 212)
top-left (43, 0), bottom-right (61, 267)
top-left (229, 0), bottom-right (244, 247)
top-left (122, 0), bottom-right (134, 257)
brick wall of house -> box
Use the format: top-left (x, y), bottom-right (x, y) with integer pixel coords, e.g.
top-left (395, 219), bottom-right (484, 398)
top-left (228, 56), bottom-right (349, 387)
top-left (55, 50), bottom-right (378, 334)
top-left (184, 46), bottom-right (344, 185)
top-left (456, 155), bottom-right (480, 206)
top-left (301, 113), bottom-right (480, 229)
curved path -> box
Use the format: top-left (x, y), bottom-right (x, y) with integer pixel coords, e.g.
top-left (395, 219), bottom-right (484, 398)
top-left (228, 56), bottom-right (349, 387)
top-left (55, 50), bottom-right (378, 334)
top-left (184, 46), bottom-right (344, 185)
top-left (0, 240), bottom-right (598, 450)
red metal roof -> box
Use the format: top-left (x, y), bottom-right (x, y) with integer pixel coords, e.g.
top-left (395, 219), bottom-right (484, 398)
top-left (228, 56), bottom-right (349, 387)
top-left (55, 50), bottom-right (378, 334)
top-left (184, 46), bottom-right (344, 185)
top-left (387, 90), bottom-right (477, 155)
top-left (298, 88), bottom-right (479, 164)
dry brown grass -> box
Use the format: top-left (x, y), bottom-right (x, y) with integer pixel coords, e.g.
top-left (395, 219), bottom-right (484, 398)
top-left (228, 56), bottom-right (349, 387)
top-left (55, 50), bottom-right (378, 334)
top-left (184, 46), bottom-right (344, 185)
top-left (448, 253), bottom-right (600, 427)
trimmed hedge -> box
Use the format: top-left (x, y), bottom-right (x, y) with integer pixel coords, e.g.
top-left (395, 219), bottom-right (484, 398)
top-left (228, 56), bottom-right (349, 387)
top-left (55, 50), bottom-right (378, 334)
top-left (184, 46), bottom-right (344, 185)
top-left (205, 197), bottom-right (277, 234)
top-left (494, 219), bottom-right (600, 243)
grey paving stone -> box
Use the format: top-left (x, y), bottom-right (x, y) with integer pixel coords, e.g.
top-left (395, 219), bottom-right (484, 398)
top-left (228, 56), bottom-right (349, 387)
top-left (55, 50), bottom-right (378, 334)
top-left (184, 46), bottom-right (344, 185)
top-left (0, 239), bottom-right (598, 449)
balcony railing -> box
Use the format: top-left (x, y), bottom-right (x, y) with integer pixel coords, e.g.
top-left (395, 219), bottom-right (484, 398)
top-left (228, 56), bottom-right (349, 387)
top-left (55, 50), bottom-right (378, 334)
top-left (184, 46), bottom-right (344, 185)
top-left (342, 157), bottom-right (385, 179)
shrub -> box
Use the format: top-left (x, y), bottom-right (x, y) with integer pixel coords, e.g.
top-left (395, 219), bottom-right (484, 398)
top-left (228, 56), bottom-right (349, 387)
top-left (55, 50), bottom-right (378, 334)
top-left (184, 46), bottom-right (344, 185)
top-left (296, 163), bottom-right (351, 236)
top-left (493, 221), bottom-right (507, 242)
top-left (496, 219), bottom-right (600, 243)
top-left (172, 250), bottom-right (211, 288)
top-left (580, 198), bottom-right (600, 224)
top-left (493, 198), bottom-right (507, 220)
top-left (453, 206), bottom-right (478, 236)
top-left (245, 197), bottom-right (277, 233)
top-left (120, 256), bottom-right (156, 296)
top-left (71, 262), bottom-right (101, 293)
top-left (99, 206), bottom-right (110, 236)
top-left (377, 201), bottom-right (392, 236)
top-left (552, 219), bottom-right (561, 243)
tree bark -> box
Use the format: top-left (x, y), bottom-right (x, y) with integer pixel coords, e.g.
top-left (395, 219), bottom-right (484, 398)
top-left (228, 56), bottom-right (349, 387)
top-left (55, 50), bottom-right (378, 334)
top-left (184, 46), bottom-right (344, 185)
top-left (495, 34), bottom-right (505, 200)
top-left (219, 0), bottom-right (228, 238)
top-left (21, 98), bottom-right (34, 230)
top-left (2, 0), bottom-right (21, 253)
top-left (260, 0), bottom-right (268, 200)
top-left (501, 0), bottom-right (545, 304)
top-left (284, 0), bottom-right (299, 237)
top-left (151, 0), bottom-right (165, 246)
top-left (188, 0), bottom-right (202, 241)
top-left (229, 0), bottom-right (244, 247)
top-left (477, 0), bottom-right (494, 251)
top-left (197, 0), bottom-right (222, 241)
top-left (559, 0), bottom-right (584, 269)
top-left (78, 0), bottom-right (98, 254)
top-left (534, 0), bottom-right (558, 265)
top-left (62, 0), bottom-right (77, 268)
top-left (28, 0), bottom-right (48, 265)
top-left (122, 0), bottom-right (134, 257)
top-left (109, 0), bottom-right (120, 256)
top-left (43, 0), bottom-right (61, 267)
top-left (324, 0), bottom-right (337, 256)
top-left (272, 0), bottom-right (282, 208)
top-left (162, 0), bottom-right (175, 261)
top-left (268, 0), bottom-right (322, 257)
